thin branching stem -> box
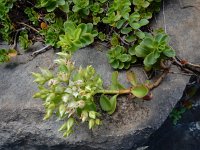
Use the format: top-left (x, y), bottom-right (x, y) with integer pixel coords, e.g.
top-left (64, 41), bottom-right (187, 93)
top-left (32, 45), bottom-right (51, 56)
top-left (17, 22), bottom-right (40, 33)
top-left (168, 71), bottom-right (194, 76)
top-left (96, 89), bottom-right (131, 95)
top-left (96, 69), bottom-right (169, 97)
top-left (146, 69), bottom-right (168, 90)
top-left (11, 27), bottom-right (26, 53)
top-left (172, 57), bottom-right (200, 74)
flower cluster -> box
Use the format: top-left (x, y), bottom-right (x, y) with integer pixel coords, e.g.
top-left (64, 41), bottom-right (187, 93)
top-left (32, 52), bottom-right (103, 137)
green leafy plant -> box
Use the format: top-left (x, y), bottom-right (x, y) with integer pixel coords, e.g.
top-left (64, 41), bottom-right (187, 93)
top-left (133, 0), bottom-right (152, 11)
top-left (0, 0), bottom-right (16, 42)
top-left (19, 30), bottom-right (32, 50)
top-left (0, 0), bottom-right (163, 68)
top-left (36, 0), bottom-right (69, 13)
top-left (24, 8), bottom-right (39, 26)
top-left (0, 48), bottom-right (17, 64)
top-left (32, 53), bottom-right (162, 137)
top-left (98, 32), bottom-right (107, 41)
top-left (100, 94), bottom-right (117, 114)
top-left (72, 0), bottom-right (90, 14)
top-left (44, 12), bottom-right (56, 23)
top-left (40, 18), bottom-right (64, 47)
top-left (0, 49), bottom-right (10, 64)
top-left (107, 45), bottom-right (137, 69)
top-left (90, 1), bottom-right (104, 16)
top-left (57, 21), bottom-right (98, 52)
top-left (170, 108), bottom-right (186, 125)
top-left (102, 0), bottom-right (131, 26)
top-left (133, 0), bottom-right (161, 12)
top-left (135, 30), bottom-right (176, 69)
top-left (0, 0), bottom-right (180, 140)
top-left (32, 53), bottom-right (103, 136)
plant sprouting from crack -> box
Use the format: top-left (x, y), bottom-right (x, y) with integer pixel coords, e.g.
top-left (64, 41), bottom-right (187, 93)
top-left (57, 21), bottom-right (98, 52)
top-left (32, 52), bottom-right (169, 137)
top-left (135, 30), bottom-right (176, 70)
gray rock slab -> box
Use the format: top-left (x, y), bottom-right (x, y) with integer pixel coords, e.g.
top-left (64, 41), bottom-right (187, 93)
top-left (152, 0), bottom-right (200, 64)
top-left (0, 0), bottom-right (199, 149)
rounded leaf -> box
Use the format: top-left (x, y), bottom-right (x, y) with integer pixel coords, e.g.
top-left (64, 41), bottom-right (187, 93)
top-left (126, 71), bottom-right (137, 86)
top-left (121, 27), bottom-right (132, 34)
top-left (130, 23), bottom-right (141, 30)
top-left (108, 95), bottom-right (118, 115)
top-left (163, 48), bottom-right (176, 57)
top-left (89, 111), bottom-right (96, 119)
top-left (118, 54), bottom-right (131, 62)
top-left (89, 119), bottom-right (95, 129)
top-left (59, 104), bottom-right (66, 117)
top-left (100, 95), bottom-right (112, 111)
top-left (131, 85), bottom-right (149, 98)
top-left (111, 60), bottom-right (120, 69)
top-left (144, 51), bottom-right (160, 67)
top-left (139, 19), bottom-right (149, 26)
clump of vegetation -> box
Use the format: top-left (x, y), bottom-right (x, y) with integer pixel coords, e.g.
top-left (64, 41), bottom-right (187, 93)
top-left (0, 0), bottom-right (16, 42)
top-left (57, 21), bottom-right (98, 52)
top-left (32, 52), bottom-right (162, 136)
top-left (107, 45), bottom-right (136, 69)
top-left (1, 0), bottom-right (168, 69)
top-left (0, 0), bottom-right (185, 137)
top-left (0, 48), bottom-right (17, 64)
top-left (135, 30), bottom-right (176, 69)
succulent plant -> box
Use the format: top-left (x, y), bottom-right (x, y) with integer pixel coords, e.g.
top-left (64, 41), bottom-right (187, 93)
top-left (57, 21), bottom-right (98, 52)
top-left (135, 30), bottom-right (176, 68)
top-left (107, 45), bottom-right (137, 69)
top-left (32, 52), bottom-right (152, 137)
top-left (32, 52), bottom-right (103, 137)
top-left (36, 0), bottom-right (69, 12)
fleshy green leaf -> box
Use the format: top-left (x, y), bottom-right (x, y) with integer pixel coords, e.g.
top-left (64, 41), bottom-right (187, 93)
top-left (139, 19), bottom-right (149, 26)
top-left (121, 27), bottom-right (132, 34)
top-left (111, 60), bottom-right (120, 69)
top-left (128, 46), bottom-right (136, 55)
top-left (110, 71), bottom-right (125, 90)
top-left (118, 54), bottom-right (131, 62)
top-left (116, 19), bottom-right (126, 29)
top-left (135, 45), bottom-right (150, 57)
top-left (89, 119), bottom-right (95, 129)
top-left (59, 104), bottom-right (66, 117)
top-left (108, 95), bottom-right (118, 115)
top-left (100, 95), bottom-right (112, 111)
top-left (130, 23), bottom-right (141, 29)
top-left (163, 48), bottom-right (176, 57)
top-left (125, 35), bottom-right (136, 42)
top-left (131, 85), bottom-right (149, 98)
top-left (89, 111), bottom-right (96, 119)
top-left (126, 71), bottom-right (137, 86)
top-left (144, 51), bottom-right (160, 67)
top-left (135, 31), bottom-right (145, 39)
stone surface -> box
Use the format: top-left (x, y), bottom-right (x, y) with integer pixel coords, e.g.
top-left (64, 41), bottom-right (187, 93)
top-left (148, 121), bottom-right (200, 150)
top-left (147, 76), bottom-right (200, 150)
top-left (153, 0), bottom-right (200, 64)
top-left (0, 45), bottom-right (187, 150)
top-left (0, 0), bottom-right (199, 149)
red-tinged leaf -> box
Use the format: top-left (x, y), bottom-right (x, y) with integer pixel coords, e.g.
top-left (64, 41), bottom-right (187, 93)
top-left (180, 60), bottom-right (188, 65)
top-left (143, 92), bottom-right (153, 101)
top-left (126, 71), bottom-right (137, 86)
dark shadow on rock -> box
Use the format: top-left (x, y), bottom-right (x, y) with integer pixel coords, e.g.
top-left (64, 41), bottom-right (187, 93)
top-left (146, 76), bottom-right (200, 150)
top-left (4, 62), bottom-right (19, 69)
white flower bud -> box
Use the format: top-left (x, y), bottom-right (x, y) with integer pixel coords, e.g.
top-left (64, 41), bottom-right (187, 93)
top-left (80, 110), bottom-right (88, 122)
top-left (48, 79), bottom-right (58, 86)
top-left (77, 100), bottom-right (85, 108)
